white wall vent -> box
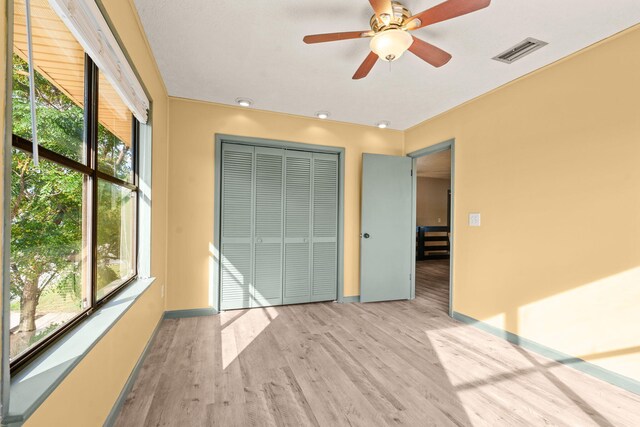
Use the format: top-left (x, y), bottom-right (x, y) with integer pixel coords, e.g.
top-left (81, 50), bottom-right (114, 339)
top-left (492, 38), bottom-right (548, 64)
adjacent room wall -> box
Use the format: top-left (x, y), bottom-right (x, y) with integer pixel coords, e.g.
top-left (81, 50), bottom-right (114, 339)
top-left (416, 177), bottom-right (450, 226)
top-left (405, 24), bottom-right (640, 382)
top-left (1, 0), bottom-right (170, 424)
top-left (167, 98), bottom-right (404, 307)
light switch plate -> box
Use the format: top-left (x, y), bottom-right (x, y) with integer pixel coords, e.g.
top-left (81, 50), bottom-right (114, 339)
top-left (469, 212), bottom-right (481, 227)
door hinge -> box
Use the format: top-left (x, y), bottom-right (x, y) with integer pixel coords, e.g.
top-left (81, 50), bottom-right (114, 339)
top-left (411, 169), bottom-right (413, 177)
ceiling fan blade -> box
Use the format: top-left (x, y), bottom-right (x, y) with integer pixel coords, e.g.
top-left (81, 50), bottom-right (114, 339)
top-left (408, 36), bottom-right (452, 67)
top-left (369, 0), bottom-right (393, 22)
top-left (405, 0), bottom-right (491, 30)
top-left (303, 31), bottom-right (373, 44)
top-left (353, 51), bottom-right (379, 80)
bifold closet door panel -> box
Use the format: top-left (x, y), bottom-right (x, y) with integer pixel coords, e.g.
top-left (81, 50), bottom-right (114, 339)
top-left (311, 153), bottom-right (339, 302)
top-left (220, 143), bottom-right (254, 310)
top-left (220, 143), bottom-right (339, 310)
top-left (252, 147), bottom-right (284, 307)
top-left (283, 151), bottom-right (312, 305)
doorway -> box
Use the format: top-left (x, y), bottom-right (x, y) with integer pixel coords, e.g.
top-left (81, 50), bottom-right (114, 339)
top-left (409, 140), bottom-right (454, 315)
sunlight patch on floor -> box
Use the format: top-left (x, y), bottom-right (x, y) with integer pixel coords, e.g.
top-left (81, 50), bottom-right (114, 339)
top-left (220, 306), bottom-right (279, 369)
top-left (425, 327), bottom-right (536, 389)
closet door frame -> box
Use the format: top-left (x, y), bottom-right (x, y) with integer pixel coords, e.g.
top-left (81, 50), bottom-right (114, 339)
top-left (213, 134), bottom-right (345, 312)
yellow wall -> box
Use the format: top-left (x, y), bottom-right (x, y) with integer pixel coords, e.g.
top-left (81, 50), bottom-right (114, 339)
top-left (405, 25), bottom-right (640, 382)
top-left (166, 98), bottom-right (404, 307)
top-left (24, 284), bottom-right (163, 426)
top-left (0, 0), bottom-right (170, 424)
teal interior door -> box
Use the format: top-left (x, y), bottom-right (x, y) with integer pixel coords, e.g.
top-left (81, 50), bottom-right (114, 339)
top-left (360, 154), bottom-right (412, 303)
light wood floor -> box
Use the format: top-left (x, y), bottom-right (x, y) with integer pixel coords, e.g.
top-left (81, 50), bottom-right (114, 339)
top-left (415, 259), bottom-right (450, 314)
top-left (115, 262), bottom-right (640, 426)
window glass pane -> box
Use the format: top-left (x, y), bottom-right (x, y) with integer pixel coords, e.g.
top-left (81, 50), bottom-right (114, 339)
top-left (10, 150), bottom-right (90, 360)
top-left (12, 0), bottom-right (86, 163)
top-left (97, 180), bottom-right (136, 300)
top-left (98, 74), bottom-right (134, 182)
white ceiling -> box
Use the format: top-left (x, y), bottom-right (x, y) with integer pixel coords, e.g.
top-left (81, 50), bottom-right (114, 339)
top-left (133, 0), bottom-right (640, 130)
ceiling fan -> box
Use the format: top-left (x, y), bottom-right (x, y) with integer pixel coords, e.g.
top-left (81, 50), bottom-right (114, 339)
top-left (303, 0), bottom-right (491, 79)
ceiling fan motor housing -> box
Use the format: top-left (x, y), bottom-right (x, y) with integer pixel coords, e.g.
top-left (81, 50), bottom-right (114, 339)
top-left (370, 1), bottom-right (412, 32)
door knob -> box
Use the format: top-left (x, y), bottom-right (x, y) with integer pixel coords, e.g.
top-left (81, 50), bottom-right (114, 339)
top-left (363, 233), bottom-right (370, 239)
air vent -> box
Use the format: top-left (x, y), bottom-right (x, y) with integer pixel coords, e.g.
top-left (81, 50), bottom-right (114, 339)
top-left (492, 38), bottom-right (548, 64)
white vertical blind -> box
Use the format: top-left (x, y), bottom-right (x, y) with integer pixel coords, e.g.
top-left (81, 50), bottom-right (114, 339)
top-left (47, 0), bottom-right (150, 123)
top-left (24, 0), bottom-right (40, 166)
top-left (137, 123), bottom-right (152, 278)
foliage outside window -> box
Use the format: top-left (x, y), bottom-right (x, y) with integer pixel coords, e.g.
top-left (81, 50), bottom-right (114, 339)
top-left (10, 0), bottom-right (139, 368)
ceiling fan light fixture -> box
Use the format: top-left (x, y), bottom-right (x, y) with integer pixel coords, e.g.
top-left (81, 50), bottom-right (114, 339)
top-left (236, 98), bottom-right (253, 107)
top-left (315, 111), bottom-right (330, 119)
top-left (370, 29), bottom-right (413, 62)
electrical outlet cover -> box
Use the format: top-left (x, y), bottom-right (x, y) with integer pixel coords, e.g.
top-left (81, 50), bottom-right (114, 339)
top-left (469, 213), bottom-right (481, 227)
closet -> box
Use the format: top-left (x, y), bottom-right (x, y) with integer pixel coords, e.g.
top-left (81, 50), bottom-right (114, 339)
top-left (220, 143), bottom-right (339, 310)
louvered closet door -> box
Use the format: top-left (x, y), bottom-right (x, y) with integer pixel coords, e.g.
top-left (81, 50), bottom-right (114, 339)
top-left (220, 143), bottom-right (338, 310)
top-left (220, 143), bottom-right (254, 310)
top-left (311, 153), bottom-right (339, 302)
top-left (252, 147), bottom-right (284, 307)
top-left (283, 151), bottom-right (313, 304)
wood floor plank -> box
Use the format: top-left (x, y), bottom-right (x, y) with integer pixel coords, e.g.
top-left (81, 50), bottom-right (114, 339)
top-left (280, 365), bottom-right (321, 427)
top-left (242, 385), bottom-right (276, 427)
top-left (113, 319), bottom-right (179, 425)
top-left (281, 305), bottom-right (393, 427)
top-left (114, 260), bottom-right (640, 426)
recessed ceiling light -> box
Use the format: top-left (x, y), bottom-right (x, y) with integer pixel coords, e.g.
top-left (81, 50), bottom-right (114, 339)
top-left (315, 111), bottom-right (330, 120)
top-left (376, 121), bottom-right (390, 129)
top-left (235, 98), bottom-right (253, 107)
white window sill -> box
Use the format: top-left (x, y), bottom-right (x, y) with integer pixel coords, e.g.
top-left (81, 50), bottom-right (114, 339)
top-left (5, 277), bottom-right (156, 426)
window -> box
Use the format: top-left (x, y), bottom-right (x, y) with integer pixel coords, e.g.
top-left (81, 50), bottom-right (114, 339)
top-left (96, 179), bottom-right (136, 300)
top-left (9, 0), bottom-right (140, 370)
top-left (9, 151), bottom-right (90, 360)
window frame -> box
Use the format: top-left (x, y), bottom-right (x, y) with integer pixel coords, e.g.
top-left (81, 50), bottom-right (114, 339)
top-left (9, 53), bottom-right (140, 373)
